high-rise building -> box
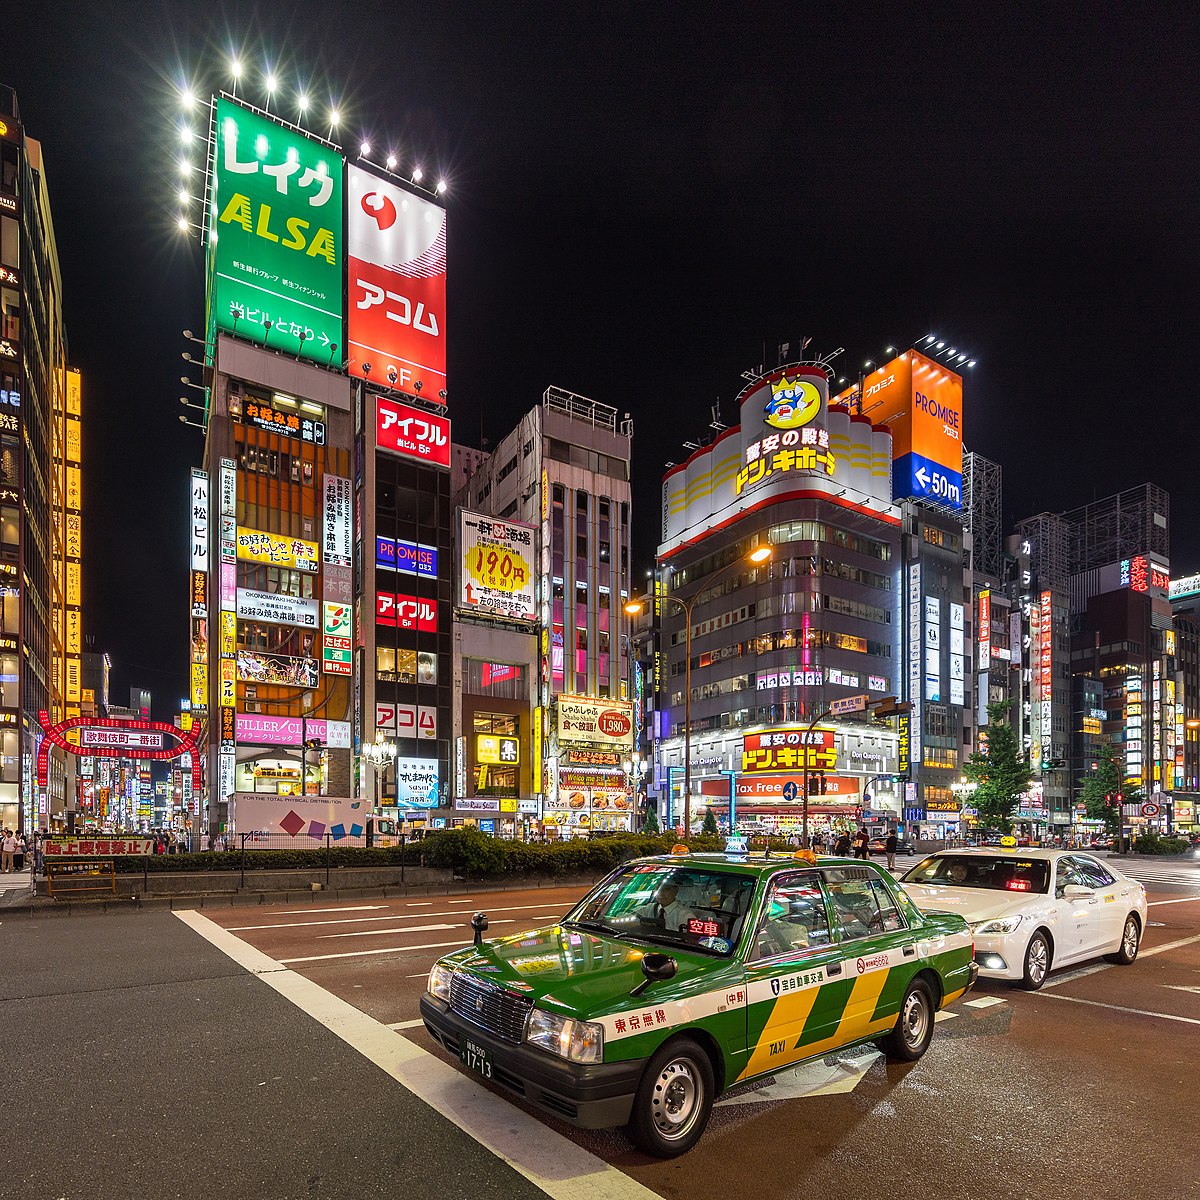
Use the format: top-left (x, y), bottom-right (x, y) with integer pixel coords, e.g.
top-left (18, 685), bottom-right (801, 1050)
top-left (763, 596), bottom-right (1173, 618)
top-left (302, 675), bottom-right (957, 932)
top-left (653, 363), bottom-right (905, 836)
top-left (184, 92), bottom-right (450, 843)
top-left (0, 86), bottom-right (82, 833)
top-left (1013, 483), bottom-right (1173, 835)
top-left (453, 387), bottom-right (634, 835)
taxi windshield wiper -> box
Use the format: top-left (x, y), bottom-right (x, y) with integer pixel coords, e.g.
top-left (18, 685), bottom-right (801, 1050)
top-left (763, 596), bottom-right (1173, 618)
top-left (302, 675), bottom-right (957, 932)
top-left (633, 930), bottom-right (726, 956)
top-left (564, 917), bottom-right (624, 938)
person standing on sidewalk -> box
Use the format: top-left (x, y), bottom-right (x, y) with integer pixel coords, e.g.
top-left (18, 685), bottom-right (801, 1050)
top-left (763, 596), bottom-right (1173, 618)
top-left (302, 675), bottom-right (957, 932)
top-left (14, 832), bottom-right (25, 871)
top-left (885, 829), bottom-right (898, 871)
top-left (1, 829), bottom-right (15, 872)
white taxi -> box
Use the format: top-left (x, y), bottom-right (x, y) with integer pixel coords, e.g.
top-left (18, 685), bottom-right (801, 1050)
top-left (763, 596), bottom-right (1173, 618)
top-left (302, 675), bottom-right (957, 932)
top-left (900, 848), bottom-right (1147, 990)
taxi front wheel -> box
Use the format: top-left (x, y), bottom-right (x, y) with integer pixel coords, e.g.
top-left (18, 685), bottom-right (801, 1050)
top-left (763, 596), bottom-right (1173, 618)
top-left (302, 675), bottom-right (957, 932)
top-left (627, 1037), bottom-right (715, 1158)
top-left (877, 978), bottom-right (934, 1062)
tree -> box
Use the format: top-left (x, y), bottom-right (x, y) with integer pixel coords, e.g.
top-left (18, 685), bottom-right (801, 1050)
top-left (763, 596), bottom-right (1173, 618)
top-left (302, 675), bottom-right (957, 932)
top-left (641, 802), bottom-right (660, 835)
top-left (963, 700), bottom-right (1033, 834)
top-left (1079, 739), bottom-right (1125, 837)
top-left (701, 806), bottom-right (719, 836)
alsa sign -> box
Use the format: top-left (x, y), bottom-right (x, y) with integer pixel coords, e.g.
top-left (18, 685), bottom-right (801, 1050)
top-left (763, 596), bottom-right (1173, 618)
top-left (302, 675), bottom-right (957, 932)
top-left (376, 396), bottom-right (450, 468)
top-left (556, 696), bottom-right (634, 748)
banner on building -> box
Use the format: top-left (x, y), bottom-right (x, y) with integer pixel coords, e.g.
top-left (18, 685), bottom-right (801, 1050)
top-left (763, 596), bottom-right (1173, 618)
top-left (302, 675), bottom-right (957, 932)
top-left (207, 98), bottom-right (344, 367)
top-left (346, 164), bottom-right (447, 398)
top-left (556, 696), bottom-right (634, 748)
top-left (458, 510), bottom-right (536, 623)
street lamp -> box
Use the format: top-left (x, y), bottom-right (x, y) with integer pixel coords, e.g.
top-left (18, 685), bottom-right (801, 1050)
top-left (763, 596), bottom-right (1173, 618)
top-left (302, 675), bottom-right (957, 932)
top-left (626, 544), bottom-right (773, 837)
top-left (623, 751), bottom-right (649, 831)
top-left (362, 733), bottom-right (398, 810)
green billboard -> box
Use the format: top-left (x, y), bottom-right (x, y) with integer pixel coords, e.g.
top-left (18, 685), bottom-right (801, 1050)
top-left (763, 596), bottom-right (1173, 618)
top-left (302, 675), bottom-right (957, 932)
top-left (206, 98), bottom-right (344, 367)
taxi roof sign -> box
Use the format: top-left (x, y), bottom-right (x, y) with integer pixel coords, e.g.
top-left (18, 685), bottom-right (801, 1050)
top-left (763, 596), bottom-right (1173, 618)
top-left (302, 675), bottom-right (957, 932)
top-left (999, 835), bottom-right (1018, 849)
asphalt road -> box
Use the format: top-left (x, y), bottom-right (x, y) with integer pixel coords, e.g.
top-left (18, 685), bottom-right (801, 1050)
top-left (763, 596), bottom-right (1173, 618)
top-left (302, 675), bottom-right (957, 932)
top-left (4, 854), bottom-right (1200, 1199)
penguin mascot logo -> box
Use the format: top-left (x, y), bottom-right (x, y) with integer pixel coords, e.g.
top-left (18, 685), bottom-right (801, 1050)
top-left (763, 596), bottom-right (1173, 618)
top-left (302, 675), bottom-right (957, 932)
top-left (763, 374), bottom-right (822, 430)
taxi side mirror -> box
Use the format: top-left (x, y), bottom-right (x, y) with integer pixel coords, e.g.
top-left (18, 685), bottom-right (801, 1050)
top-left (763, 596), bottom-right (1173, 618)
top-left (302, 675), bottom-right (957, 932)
top-left (1062, 884), bottom-right (1093, 899)
top-left (631, 952), bottom-right (677, 998)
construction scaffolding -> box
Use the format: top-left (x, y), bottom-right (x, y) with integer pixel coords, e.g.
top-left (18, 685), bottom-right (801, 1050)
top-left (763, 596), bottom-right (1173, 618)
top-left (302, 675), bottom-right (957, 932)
top-left (1014, 511), bottom-right (1071, 591)
top-left (963, 451), bottom-right (1003, 579)
top-left (1059, 483), bottom-right (1170, 574)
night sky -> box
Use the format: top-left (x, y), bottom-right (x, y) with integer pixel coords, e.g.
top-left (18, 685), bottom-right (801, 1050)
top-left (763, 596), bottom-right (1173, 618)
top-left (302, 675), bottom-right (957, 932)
top-left (7, 3), bottom-right (1199, 714)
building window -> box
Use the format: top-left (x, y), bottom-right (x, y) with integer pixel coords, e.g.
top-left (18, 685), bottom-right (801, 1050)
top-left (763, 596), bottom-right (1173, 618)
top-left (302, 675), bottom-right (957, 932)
top-left (497, 456), bottom-right (518, 483)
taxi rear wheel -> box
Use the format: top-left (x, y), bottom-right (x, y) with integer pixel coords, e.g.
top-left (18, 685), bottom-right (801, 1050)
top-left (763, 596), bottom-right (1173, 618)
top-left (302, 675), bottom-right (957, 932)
top-left (627, 1037), bottom-right (715, 1158)
top-left (877, 978), bottom-right (934, 1062)
top-left (1104, 914), bottom-right (1140, 965)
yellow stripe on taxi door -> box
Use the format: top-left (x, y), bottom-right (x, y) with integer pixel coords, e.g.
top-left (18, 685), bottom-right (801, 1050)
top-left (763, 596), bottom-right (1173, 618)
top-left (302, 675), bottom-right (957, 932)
top-left (738, 984), bottom-right (824, 1081)
top-left (795, 966), bottom-right (894, 1062)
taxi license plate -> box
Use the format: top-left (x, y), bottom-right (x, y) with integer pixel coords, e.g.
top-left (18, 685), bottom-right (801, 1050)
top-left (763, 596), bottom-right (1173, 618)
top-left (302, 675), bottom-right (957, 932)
top-left (460, 1037), bottom-right (493, 1079)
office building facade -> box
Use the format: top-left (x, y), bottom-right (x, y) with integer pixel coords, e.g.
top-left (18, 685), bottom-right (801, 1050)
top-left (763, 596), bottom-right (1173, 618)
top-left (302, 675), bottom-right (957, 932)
top-left (454, 387), bottom-right (635, 835)
top-left (0, 86), bottom-right (82, 832)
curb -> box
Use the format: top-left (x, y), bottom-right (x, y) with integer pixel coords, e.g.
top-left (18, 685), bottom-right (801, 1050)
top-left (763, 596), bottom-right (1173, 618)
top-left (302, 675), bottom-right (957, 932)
top-left (0, 873), bottom-right (605, 919)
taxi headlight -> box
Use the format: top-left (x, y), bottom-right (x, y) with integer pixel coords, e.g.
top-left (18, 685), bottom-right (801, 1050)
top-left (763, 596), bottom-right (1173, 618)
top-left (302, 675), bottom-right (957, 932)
top-left (971, 915), bottom-right (1024, 935)
top-left (427, 962), bottom-right (455, 1001)
top-left (524, 1007), bottom-right (604, 1064)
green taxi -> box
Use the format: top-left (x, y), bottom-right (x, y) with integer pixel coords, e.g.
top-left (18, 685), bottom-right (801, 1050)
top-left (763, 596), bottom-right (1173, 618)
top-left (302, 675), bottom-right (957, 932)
top-left (420, 848), bottom-right (977, 1156)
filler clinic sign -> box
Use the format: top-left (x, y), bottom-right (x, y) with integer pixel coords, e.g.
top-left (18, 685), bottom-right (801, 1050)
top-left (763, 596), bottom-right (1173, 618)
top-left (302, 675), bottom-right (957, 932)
top-left (207, 98), bottom-right (344, 367)
top-left (347, 164), bottom-right (447, 399)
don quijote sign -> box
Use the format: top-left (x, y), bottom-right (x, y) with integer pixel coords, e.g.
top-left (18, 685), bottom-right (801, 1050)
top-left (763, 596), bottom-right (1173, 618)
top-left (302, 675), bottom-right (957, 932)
top-left (556, 695), bottom-right (634, 748)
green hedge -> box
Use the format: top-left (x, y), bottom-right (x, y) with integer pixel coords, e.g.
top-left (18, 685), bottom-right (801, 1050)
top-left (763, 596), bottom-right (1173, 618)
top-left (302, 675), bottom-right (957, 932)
top-left (109, 844), bottom-right (421, 874)
top-left (105, 829), bottom-right (798, 878)
top-left (1131, 833), bottom-right (1191, 856)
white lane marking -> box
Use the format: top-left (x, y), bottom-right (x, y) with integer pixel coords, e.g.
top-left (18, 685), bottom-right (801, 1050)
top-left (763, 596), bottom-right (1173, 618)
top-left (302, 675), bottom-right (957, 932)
top-left (407, 972), bottom-right (431, 978)
top-left (253, 905), bottom-right (386, 916)
top-left (1042, 963), bottom-right (1109, 989)
top-left (1043, 930), bottom-right (1200, 990)
top-left (1037, 993), bottom-right (1200, 1027)
top-left (1149, 896), bottom-right (1200, 906)
top-left (1164, 985), bottom-right (1200, 996)
top-left (933, 1011), bottom-right (957, 1023)
top-left (280, 938), bottom-right (479, 965)
top-left (173, 911), bottom-right (658, 1200)
top-left (1141, 931), bottom-right (1200, 958)
top-left (963, 995), bottom-right (1005, 1010)
top-left (318, 923), bottom-right (461, 939)
top-left (229, 913), bottom-right (463, 931)
top-left (387, 1018), bottom-right (426, 1030)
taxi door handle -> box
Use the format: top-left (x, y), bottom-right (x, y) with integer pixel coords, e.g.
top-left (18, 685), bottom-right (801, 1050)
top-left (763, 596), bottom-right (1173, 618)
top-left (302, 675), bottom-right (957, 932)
top-left (902, 943), bottom-right (917, 957)
top-left (827, 962), bottom-right (843, 977)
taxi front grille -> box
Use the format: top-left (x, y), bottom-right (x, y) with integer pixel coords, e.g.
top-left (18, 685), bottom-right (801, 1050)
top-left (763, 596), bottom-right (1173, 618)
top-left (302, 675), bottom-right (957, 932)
top-left (449, 973), bottom-right (533, 1043)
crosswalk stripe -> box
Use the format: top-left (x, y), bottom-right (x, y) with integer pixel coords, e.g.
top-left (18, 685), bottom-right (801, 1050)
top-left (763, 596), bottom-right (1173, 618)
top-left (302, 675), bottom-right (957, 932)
top-left (963, 995), bottom-right (1006, 1009)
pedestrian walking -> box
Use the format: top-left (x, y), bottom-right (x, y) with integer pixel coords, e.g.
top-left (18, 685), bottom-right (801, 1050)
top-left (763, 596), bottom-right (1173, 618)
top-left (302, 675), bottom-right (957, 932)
top-left (14, 832), bottom-right (25, 871)
top-left (853, 828), bottom-right (869, 859)
top-left (834, 830), bottom-right (852, 857)
top-left (1, 829), bottom-right (15, 873)
top-left (885, 829), bottom-right (898, 871)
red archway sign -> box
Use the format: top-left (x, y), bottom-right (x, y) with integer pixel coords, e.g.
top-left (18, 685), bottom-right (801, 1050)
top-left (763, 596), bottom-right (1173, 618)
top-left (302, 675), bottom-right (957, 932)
top-left (37, 711), bottom-right (203, 794)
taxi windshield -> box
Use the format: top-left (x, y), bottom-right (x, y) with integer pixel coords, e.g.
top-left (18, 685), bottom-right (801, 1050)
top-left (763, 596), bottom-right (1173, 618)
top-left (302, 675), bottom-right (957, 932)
top-left (902, 854), bottom-right (1050, 894)
top-left (565, 864), bottom-right (756, 956)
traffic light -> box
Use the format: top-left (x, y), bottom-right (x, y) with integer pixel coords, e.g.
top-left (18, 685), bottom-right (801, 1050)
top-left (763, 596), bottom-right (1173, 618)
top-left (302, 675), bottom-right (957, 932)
top-left (872, 696), bottom-right (913, 721)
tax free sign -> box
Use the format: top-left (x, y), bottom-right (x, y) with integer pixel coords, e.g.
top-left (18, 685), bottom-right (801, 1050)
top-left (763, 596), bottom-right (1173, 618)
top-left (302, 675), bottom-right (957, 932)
top-left (206, 98), bottom-right (344, 367)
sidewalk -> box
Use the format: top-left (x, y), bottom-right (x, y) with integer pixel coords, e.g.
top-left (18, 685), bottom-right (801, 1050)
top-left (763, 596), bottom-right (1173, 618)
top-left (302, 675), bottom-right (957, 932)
top-left (0, 866), bottom-right (34, 900)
